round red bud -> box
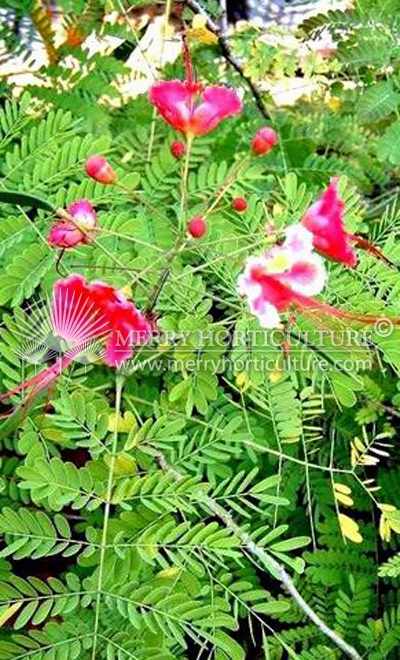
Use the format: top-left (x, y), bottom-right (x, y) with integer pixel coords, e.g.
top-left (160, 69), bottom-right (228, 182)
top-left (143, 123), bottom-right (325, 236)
top-left (232, 197), bottom-right (247, 212)
top-left (170, 141), bottom-right (186, 159)
top-left (85, 155), bottom-right (116, 185)
top-left (188, 216), bottom-right (207, 239)
top-left (251, 127), bottom-right (278, 156)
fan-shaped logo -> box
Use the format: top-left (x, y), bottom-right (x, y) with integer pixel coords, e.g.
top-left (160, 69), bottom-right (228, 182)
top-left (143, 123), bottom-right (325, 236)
top-left (7, 292), bottom-right (108, 368)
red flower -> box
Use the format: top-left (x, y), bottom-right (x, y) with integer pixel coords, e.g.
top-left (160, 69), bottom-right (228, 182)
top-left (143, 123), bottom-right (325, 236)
top-left (149, 81), bottom-right (242, 136)
top-left (1, 275), bottom-right (153, 401)
top-left (302, 179), bottom-right (394, 268)
top-left (238, 225), bottom-right (394, 329)
top-left (301, 179), bottom-right (357, 267)
top-left (251, 127), bottom-right (278, 156)
top-left (85, 155), bottom-right (116, 185)
top-left (148, 47), bottom-right (241, 137)
top-left (48, 199), bottom-right (97, 249)
top-left (53, 275), bottom-right (153, 367)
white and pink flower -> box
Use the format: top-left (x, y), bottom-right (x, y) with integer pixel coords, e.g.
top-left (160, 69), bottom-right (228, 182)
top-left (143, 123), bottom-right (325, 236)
top-left (237, 225), bottom-right (326, 328)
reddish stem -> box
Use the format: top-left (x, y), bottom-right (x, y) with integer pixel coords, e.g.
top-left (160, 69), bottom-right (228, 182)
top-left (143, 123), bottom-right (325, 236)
top-left (292, 292), bottom-right (399, 326)
top-left (348, 233), bottom-right (398, 268)
top-left (0, 356), bottom-right (72, 402)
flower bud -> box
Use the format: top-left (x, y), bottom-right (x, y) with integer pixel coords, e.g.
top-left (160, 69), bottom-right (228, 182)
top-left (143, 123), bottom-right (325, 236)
top-left (170, 141), bottom-right (186, 159)
top-left (48, 199), bottom-right (97, 249)
top-left (251, 127), bottom-right (278, 156)
top-left (85, 155), bottom-right (116, 185)
top-left (232, 197), bottom-right (247, 212)
top-left (188, 216), bottom-right (207, 238)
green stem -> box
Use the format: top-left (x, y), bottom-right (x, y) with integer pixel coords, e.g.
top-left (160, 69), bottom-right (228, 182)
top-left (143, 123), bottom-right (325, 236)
top-left (115, 182), bottom-right (169, 224)
top-left (145, 238), bottom-right (189, 312)
top-left (179, 136), bottom-right (193, 232)
top-left (146, 109), bottom-right (158, 164)
top-left (204, 155), bottom-right (250, 219)
top-left (91, 374), bottom-right (124, 660)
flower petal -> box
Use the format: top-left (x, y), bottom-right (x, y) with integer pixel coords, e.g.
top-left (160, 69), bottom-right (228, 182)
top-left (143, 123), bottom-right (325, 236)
top-left (238, 256), bottom-right (291, 323)
top-left (190, 86), bottom-right (242, 135)
top-left (52, 275), bottom-right (110, 344)
top-left (148, 80), bottom-right (193, 133)
top-left (104, 306), bottom-right (153, 367)
top-left (249, 297), bottom-right (281, 329)
top-left (284, 224), bottom-right (314, 257)
top-left (278, 253), bottom-right (327, 296)
top-left (48, 199), bottom-right (97, 249)
top-left (47, 223), bottom-right (84, 248)
top-left (67, 198), bottom-right (97, 232)
top-left (302, 180), bottom-right (357, 267)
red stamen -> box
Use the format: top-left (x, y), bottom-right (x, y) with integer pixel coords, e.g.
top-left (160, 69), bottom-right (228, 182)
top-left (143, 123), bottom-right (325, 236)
top-left (182, 41), bottom-right (192, 86)
top-left (291, 291), bottom-right (399, 326)
top-left (0, 356), bottom-right (72, 402)
top-left (348, 234), bottom-right (397, 268)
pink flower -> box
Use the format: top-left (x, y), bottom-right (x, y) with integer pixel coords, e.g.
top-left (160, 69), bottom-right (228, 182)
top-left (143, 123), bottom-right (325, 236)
top-left (85, 155), bottom-right (116, 185)
top-left (302, 179), bottom-right (393, 267)
top-left (301, 179), bottom-right (357, 267)
top-left (48, 199), bottom-right (97, 249)
top-left (251, 127), bottom-right (278, 156)
top-left (238, 225), bottom-right (326, 328)
top-left (1, 275), bottom-right (153, 401)
top-left (148, 47), bottom-right (241, 136)
top-left (149, 81), bottom-right (242, 136)
top-left (53, 275), bottom-right (153, 367)
top-left (238, 224), bottom-right (393, 328)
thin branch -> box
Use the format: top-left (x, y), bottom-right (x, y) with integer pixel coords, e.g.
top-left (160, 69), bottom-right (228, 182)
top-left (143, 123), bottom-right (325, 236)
top-left (91, 375), bottom-right (124, 660)
top-left (156, 452), bottom-right (362, 660)
top-left (219, 0), bottom-right (228, 37)
top-left (184, 0), bottom-right (270, 121)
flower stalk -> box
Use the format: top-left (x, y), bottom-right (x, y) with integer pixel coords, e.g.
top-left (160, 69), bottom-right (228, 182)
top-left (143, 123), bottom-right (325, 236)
top-left (91, 374), bottom-right (124, 660)
top-left (179, 135), bottom-right (193, 232)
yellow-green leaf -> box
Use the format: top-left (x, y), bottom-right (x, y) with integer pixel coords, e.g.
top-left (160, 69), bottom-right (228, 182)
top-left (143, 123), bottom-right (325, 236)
top-left (339, 514), bottom-right (363, 543)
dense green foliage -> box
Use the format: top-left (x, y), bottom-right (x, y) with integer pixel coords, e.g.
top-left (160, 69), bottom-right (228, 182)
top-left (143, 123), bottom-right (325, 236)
top-left (0, 1), bottom-right (400, 658)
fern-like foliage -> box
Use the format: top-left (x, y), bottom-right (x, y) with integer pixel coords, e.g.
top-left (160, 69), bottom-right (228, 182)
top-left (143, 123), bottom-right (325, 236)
top-left (0, 3), bottom-right (400, 659)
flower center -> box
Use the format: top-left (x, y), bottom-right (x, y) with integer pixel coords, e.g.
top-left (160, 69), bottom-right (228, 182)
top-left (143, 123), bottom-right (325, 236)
top-left (264, 253), bottom-right (291, 274)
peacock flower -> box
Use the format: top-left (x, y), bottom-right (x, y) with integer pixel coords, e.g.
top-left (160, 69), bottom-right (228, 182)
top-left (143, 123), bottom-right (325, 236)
top-left (48, 199), bottom-right (97, 249)
top-left (1, 275), bottom-right (153, 401)
top-left (149, 81), bottom-right (242, 137)
top-left (148, 45), bottom-right (242, 137)
top-left (301, 179), bottom-right (357, 267)
top-left (52, 275), bottom-right (153, 367)
top-left (238, 224), bottom-right (393, 328)
top-left (238, 225), bottom-right (326, 328)
top-left (302, 179), bottom-right (394, 267)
